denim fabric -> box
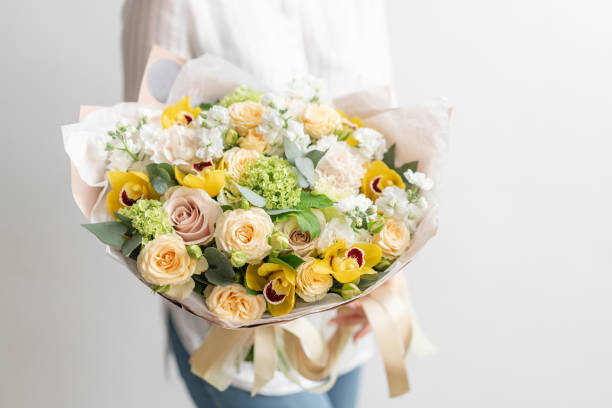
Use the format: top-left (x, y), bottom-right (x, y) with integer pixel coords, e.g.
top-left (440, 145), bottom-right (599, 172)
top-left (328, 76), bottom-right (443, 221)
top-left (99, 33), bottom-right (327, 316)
top-left (168, 314), bottom-right (361, 408)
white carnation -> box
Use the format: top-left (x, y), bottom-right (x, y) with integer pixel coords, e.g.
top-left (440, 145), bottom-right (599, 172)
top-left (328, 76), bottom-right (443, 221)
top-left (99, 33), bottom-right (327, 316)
top-left (315, 138), bottom-right (368, 195)
top-left (353, 127), bottom-right (386, 160)
top-left (403, 169), bottom-right (434, 191)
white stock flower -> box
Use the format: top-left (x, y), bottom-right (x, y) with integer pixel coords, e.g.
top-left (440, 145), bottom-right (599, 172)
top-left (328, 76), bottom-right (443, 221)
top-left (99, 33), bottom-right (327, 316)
top-left (317, 218), bottom-right (372, 251)
top-left (283, 119), bottom-right (310, 152)
top-left (286, 76), bottom-right (328, 103)
top-left (353, 127), bottom-right (387, 160)
top-left (204, 105), bottom-right (230, 128)
top-left (375, 186), bottom-right (411, 220)
top-left (403, 169), bottom-right (434, 191)
top-left (195, 127), bottom-right (224, 162)
top-left (107, 150), bottom-right (133, 172)
top-left (335, 194), bottom-right (374, 215)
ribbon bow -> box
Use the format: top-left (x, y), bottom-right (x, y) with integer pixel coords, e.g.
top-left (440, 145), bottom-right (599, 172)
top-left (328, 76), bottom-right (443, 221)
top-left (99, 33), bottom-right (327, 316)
top-left (189, 275), bottom-right (427, 397)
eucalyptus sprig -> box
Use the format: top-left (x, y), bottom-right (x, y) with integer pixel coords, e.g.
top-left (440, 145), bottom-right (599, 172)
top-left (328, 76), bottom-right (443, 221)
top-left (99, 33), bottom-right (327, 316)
top-left (283, 137), bottom-right (327, 188)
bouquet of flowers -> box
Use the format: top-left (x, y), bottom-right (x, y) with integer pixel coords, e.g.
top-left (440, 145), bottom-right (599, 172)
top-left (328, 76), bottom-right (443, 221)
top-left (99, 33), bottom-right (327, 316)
top-left (63, 49), bottom-right (448, 395)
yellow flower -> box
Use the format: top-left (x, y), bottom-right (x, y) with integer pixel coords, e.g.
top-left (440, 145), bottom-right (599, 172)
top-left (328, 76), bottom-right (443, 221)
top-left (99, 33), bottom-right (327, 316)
top-left (106, 170), bottom-right (159, 217)
top-left (246, 263), bottom-right (296, 316)
top-left (161, 96), bottom-right (201, 129)
top-left (361, 161), bottom-right (405, 201)
top-left (174, 166), bottom-right (225, 197)
top-left (322, 240), bottom-right (382, 284)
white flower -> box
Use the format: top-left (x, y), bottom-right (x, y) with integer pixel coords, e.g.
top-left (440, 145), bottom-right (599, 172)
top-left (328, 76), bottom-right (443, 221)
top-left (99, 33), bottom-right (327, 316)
top-left (195, 127), bottom-right (224, 162)
top-left (256, 109), bottom-right (285, 152)
top-left (317, 218), bottom-right (372, 251)
top-left (403, 169), bottom-right (434, 191)
top-left (314, 138), bottom-right (368, 195)
top-left (353, 127), bottom-right (386, 160)
top-left (286, 76), bottom-right (328, 103)
top-left (335, 194), bottom-right (374, 215)
top-left (203, 105), bottom-right (230, 128)
top-left (375, 186), bottom-right (411, 220)
top-left (418, 196), bottom-right (428, 210)
top-left (107, 150), bottom-right (133, 172)
top-left (283, 119), bottom-right (310, 152)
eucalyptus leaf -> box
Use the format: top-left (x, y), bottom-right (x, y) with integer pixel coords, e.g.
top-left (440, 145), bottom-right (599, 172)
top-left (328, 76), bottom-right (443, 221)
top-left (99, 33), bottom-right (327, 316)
top-left (293, 166), bottom-right (309, 188)
top-left (158, 163), bottom-right (175, 176)
top-left (266, 208), bottom-right (300, 215)
top-left (114, 212), bottom-right (133, 227)
top-left (233, 182), bottom-right (266, 208)
top-left (295, 157), bottom-right (315, 185)
top-left (203, 247), bottom-right (236, 286)
top-left (305, 149), bottom-right (327, 168)
top-left (283, 137), bottom-right (302, 164)
top-left (82, 222), bottom-right (128, 246)
top-left (151, 176), bottom-right (169, 194)
top-left (121, 233), bottom-right (142, 256)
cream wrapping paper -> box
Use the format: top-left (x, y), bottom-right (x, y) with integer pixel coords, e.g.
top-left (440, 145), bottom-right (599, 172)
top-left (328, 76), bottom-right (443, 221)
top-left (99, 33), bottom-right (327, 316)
top-left (62, 47), bottom-right (449, 396)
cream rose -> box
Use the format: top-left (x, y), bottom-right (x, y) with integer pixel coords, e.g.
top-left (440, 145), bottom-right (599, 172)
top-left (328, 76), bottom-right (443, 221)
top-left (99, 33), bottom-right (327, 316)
top-left (239, 128), bottom-right (267, 153)
top-left (223, 147), bottom-right (260, 179)
top-left (137, 234), bottom-right (198, 286)
top-left (163, 187), bottom-right (222, 245)
top-left (295, 258), bottom-right (333, 302)
top-left (215, 208), bottom-right (273, 263)
top-left (373, 218), bottom-right (411, 259)
top-left (229, 101), bottom-right (265, 136)
top-left (302, 103), bottom-right (341, 139)
top-left (276, 210), bottom-right (325, 257)
top-left (206, 283), bottom-right (266, 323)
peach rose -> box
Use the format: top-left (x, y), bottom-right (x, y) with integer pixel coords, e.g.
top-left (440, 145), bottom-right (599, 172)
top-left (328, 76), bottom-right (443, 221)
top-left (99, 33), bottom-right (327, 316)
top-left (302, 103), bottom-right (341, 139)
top-left (215, 208), bottom-right (273, 263)
top-left (373, 218), bottom-right (411, 259)
top-left (239, 128), bottom-right (267, 153)
top-left (295, 258), bottom-right (333, 302)
top-left (223, 147), bottom-right (260, 180)
top-left (137, 234), bottom-right (198, 286)
top-left (276, 210), bottom-right (325, 257)
top-left (163, 186), bottom-right (222, 245)
top-left (206, 283), bottom-right (266, 323)
top-left (229, 101), bottom-right (265, 136)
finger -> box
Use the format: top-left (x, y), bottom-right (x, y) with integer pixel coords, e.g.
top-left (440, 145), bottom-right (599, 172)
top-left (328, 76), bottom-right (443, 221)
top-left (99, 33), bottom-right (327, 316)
top-left (353, 323), bottom-right (371, 342)
top-left (329, 314), bottom-right (368, 326)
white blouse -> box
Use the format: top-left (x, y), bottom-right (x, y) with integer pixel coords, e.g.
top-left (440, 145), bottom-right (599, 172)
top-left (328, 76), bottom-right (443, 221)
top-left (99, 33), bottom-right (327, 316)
top-left (122, 0), bottom-right (394, 395)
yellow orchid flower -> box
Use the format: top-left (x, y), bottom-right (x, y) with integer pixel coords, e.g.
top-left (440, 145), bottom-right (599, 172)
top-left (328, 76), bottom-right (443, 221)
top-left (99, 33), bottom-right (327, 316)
top-left (161, 96), bottom-right (202, 129)
top-left (246, 263), bottom-right (296, 316)
top-left (361, 160), bottom-right (405, 201)
top-left (323, 240), bottom-right (382, 284)
top-left (336, 108), bottom-right (364, 128)
top-left (174, 166), bottom-right (225, 197)
top-left (106, 170), bottom-right (160, 217)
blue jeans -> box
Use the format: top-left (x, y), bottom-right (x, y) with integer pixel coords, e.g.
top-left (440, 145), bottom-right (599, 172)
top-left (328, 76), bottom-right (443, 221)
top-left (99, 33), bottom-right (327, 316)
top-left (168, 314), bottom-right (361, 408)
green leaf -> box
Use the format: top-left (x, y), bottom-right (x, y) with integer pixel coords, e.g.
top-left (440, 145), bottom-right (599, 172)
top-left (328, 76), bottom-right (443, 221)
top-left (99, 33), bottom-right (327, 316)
top-left (383, 143), bottom-right (396, 168)
top-left (203, 247), bottom-right (236, 286)
top-left (151, 176), bottom-right (169, 194)
top-left (295, 209), bottom-right (322, 238)
top-left (396, 160), bottom-right (419, 184)
top-left (199, 102), bottom-right (215, 111)
top-left (268, 256), bottom-right (297, 270)
top-left (233, 182), bottom-right (267, 208)
top-left (277, 253), bottom-right (305, 269)
top-left (82, 222), bottom-right (128, 246)
top-left (297, 191), bottom-right (334, 209)
top-left (295, 157), bottom-right (315, 186)
top-left (245, 286), bottom-right (258, 296)
top-left (121, 233), bottom-right (142, 256)
top-left (157, 163), bottom-right (174, 176)
top-left (283, 137), bottom-right (302, 164)
top-left (221, 205), bottom-right (233, 212)
top-left (192, 274), bottom-right (209, 286)
top-left (305, 149), bottom-right (327, 168)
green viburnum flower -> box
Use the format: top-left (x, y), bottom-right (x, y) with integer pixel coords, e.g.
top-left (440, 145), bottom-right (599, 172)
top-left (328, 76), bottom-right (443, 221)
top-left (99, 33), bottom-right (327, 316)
top-left (219, 85), bottom-right (262, 107)
top-left (118, 199), bottom-right (173, 243)
top-left (240, 156), bottom-right (300, 209)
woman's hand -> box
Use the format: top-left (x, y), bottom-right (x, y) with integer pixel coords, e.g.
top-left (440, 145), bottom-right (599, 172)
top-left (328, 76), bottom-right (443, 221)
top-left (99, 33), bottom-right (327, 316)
top-left (329, 300), bottom-right (371, 342)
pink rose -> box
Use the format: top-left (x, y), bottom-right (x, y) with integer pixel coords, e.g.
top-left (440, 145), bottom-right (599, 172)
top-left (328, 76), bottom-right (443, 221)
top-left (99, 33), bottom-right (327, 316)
top-left (163, 186), bottom-right (222, 245)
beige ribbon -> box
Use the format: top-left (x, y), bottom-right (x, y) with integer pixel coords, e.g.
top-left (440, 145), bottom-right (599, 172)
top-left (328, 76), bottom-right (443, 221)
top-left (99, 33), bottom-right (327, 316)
top-left (189, 275), bottom-right (415, 397)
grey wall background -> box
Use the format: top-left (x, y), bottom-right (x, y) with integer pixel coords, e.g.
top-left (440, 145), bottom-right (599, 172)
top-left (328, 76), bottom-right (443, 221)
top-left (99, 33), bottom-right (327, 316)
top-left (2, 0), bottom-right (610, 407)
